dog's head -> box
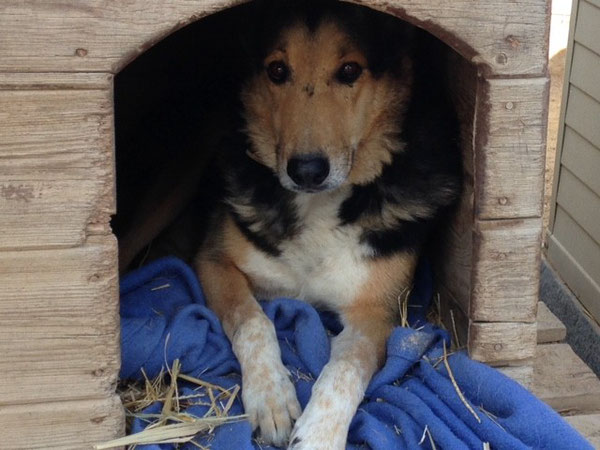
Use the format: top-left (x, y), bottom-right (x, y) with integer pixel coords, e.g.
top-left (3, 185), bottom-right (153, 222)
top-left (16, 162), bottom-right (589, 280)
top-left (242, 1), bottom-right (414, 193)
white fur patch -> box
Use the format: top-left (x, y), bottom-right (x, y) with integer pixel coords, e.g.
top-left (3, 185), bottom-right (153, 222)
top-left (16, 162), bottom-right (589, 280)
top-left (232, 314), bottom-right (302, 446)
top-left (289, 328), bottom-right (377, 450)
top-left (240, 188), bottom-right (371, 310)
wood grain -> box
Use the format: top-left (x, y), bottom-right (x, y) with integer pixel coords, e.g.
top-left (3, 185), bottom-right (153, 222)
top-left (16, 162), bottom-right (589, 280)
top-left (0, 84), bottom-right (115, 250)
top-left (0, 0), bottom-right (548, 76)
top-left (0, 397), bottom-right (124, 450)
top-left (468, 321), bottom-right (537, 364)
top-left (353, 0), bottom-right (549, 77)
top-left (497, 365), bottom-right (534, 389)
top-left (437, 184), bottom-right (474, 315)
top-left (475, 77), bottom-right (549, 219)
top-left (0, 236), bottom-right (120, 406)
top-left (0, 72), bottom-right (113, 90)
top-left (533, 343), bottom-right (600, 414)
top-left (470, 218), bottom-right (542, 322)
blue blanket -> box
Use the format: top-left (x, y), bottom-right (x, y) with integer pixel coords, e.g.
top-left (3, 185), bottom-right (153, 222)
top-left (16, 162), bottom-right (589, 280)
top-left (120, 257), bottom-right (592, 449)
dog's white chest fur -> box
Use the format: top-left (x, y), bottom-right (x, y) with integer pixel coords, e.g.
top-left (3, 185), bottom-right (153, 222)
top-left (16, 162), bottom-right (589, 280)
top-left (240, 188), bottom-right (371, 308)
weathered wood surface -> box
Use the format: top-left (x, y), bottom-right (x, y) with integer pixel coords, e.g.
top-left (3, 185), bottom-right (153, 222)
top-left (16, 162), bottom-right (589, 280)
top-left (0, 397), bottom-right (124, 450)
top-left (446, 48), bottom-right (477, 176)
top-left (498, 365), bottom-right (534, 389)
top-left (0, 72), bottom-right (113, 90)
top-left (536, 302), bottom-right (567, 344)
top-left (533, 343), bottom-right (600, 414)
top-left (0, 0), bottom-right (548, 76)
top-left (0, 236), bottom-right (120, 406)
top-left (357, 0), bottom-right (549, 77)
top-left (564, 414), bottom-right (600, 448)
top-left (471, 218), bottom-right (542, 322)
top-left (437, 183), bottom-right (474, 315)
top-left (0, 78), bottom-right (114, 250)
top-left (468, 321), bottom-right (537, 365)
top-left (475, 77), bottom-right (549, 219)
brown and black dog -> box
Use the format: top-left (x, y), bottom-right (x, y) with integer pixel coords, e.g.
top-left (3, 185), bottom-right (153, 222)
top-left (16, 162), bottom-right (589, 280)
top-left (193, 1), bottom-right (462, 448)
top-left (116, 1), bottom-right (462, 448)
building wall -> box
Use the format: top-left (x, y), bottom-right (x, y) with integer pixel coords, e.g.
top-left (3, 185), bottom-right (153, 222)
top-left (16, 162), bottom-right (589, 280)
top-left (548, 0), bottom-right (600, 322)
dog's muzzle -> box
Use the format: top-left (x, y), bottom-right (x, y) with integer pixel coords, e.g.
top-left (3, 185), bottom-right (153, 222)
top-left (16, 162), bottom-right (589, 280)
top-left (286, 154), bottom-right (330, 191)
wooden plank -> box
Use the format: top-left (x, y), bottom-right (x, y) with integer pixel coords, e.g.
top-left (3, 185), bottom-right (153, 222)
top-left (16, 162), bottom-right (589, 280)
top-left (437, 183), bottom-right (474, 315)
top-left (537, 302), bottom-right (567, 344)
top-left (0, 236), bottom-right (120, 406)
top-left (0, 397), bottom-right (124, 450)
top-left (566, 86), bottom-right (600, 150)
top-left (557, 168), bottom-right (600, 246)
top-left (571, 43), bottom-right (600, 103)
top-left (0, 86), bottom-right (115, 250)
top-left (470, 218), bottom-right (541, 322)
top-left (497, 365), bottom-right (533, 389)
top-left (533, 343), bottom-right (600, 414)
top-left (564, 414), bottom-right (600, 448)
top-left (0, 0), bottom-right (549, 76)
top-left (547, 233), bottom-right (600, 324)
top-left (446, 49), bottom-right (477, 176)
top-left (475, 78), bottom-right (548, 219)
top-left (468, 321), bottom-right (537, 365)
top-left (561, 127), bottom-right (600, 198)
top-left (575, 1), bottom-right (600, 56)
top-left (0, 0), bottom-right (245, 74)
top-left (0, 72), bottom-right (113, 90)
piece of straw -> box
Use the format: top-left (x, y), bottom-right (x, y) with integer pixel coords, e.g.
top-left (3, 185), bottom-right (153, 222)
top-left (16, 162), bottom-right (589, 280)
top-left (443, 341), bottom-right (481, 423)
top-left (94, 416), bottom-right (246, 449)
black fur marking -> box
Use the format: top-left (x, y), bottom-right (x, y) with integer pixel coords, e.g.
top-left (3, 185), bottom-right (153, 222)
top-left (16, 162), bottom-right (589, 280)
top-left (339, 29), bottom-right (463, 256)
top-left (219, 124), bottom-right (299, 257)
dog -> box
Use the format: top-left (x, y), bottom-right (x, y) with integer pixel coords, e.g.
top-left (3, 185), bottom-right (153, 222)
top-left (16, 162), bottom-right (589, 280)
top-left (192, 1), bottom-right (462, 448)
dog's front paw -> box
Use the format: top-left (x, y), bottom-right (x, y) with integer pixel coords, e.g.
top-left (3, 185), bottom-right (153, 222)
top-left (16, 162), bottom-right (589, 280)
top-left (243, 362), bottom-right (301, 447)
top-left (288, 412), bottom-right (347, 450)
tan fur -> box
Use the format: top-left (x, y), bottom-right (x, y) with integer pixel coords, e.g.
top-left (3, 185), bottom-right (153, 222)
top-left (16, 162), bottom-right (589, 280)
top-left (243, 21), bottom-right (412, 190)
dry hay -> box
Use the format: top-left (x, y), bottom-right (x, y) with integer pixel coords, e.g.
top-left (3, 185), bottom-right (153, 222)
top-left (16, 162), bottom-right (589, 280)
top-left (95, 359), bottom-right (246, 449)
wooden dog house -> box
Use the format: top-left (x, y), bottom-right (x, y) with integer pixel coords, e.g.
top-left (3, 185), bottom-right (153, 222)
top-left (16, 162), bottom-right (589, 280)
top-left (0, 1), bottom-right (549, 447)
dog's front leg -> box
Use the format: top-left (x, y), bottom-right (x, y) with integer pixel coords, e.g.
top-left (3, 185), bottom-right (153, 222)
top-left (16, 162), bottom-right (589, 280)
top-left (196, 257), bottom-right (301, 447)
top-left (289, 304), bottom-right (393, 450)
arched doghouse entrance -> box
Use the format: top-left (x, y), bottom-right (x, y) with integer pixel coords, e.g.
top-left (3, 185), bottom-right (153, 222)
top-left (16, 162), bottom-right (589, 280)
top-left (0, 1), bottom-right (549, 446)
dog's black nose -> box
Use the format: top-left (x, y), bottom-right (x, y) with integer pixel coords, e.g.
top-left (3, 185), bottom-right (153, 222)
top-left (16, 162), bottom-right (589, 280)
top-left (287, 154), bottom-right (330, 189)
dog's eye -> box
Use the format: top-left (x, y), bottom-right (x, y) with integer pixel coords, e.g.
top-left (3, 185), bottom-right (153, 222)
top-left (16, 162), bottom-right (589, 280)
top-left (266, 60), bottom-right (289, 84)
top-left (336, 62), bottom-right (363, 84)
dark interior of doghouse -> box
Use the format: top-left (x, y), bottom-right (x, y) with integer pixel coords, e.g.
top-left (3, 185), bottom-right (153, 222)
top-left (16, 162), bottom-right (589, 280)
top-left (112, 1), bottom-right (477, 326)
